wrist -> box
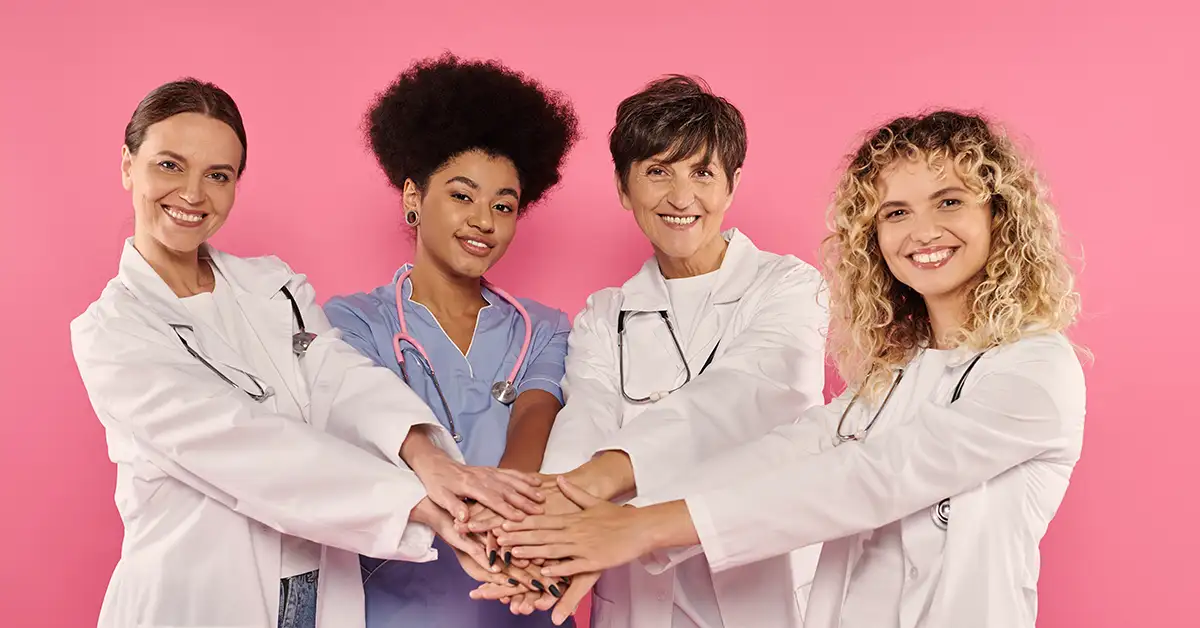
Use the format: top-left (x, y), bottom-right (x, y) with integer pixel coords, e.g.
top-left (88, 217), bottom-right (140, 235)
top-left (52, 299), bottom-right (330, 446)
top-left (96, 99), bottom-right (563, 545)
top-left (400, 425), bottom-right (447, 476)
top-left (641, 501), bottom-right (695, 552)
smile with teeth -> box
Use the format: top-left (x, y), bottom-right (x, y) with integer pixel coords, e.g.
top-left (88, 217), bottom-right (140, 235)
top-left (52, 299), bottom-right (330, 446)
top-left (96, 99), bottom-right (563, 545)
top-left (660, 215), bottom-right (699, 225)
top-left (463, 238), bottom-right (491, 249)
top-left (910, 248), bottom-right (955, 265)
top-left (162, 204), bottom-right (205, 223)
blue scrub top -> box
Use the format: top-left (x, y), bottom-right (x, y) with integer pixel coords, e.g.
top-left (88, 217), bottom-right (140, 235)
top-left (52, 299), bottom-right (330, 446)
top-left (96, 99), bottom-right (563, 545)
top-left (324, 264), bottom-right (573, 628)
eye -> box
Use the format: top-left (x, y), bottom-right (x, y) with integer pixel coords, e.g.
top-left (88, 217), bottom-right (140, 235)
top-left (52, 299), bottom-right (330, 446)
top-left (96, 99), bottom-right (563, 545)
top-left (695, 169), bottom-right (715, 179)
top-left (883, 208), bottom-right (908, 220)
top-left (646, 166), bottom-right (668, 177)
top-left (451, 192), bottom-right (473, 203)
top-left (158, 160), bottom-right (181, 172)
top-left (939, 198), bottom-right (962, 209)
top-left (493, 203), bottom-right (514, 214)
top-left (207, 172), bottom-right (230, 183)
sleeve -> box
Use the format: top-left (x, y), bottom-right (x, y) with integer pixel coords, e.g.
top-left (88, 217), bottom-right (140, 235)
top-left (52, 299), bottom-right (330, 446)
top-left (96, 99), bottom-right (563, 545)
top-left (70, 304), bottom-right (442, 562)
top-left (515, 308), bottom-right (571, 404)
top-left (683, 346), bottom-right (1086, 573)
top-left (294, 276), bottom-right (462, 468)
top-left (540, 293), bottom-right (624, 475)
top-left (323, 294), bottom-right (390, 368)
top-left (597, 264), bottom-right (829, 496)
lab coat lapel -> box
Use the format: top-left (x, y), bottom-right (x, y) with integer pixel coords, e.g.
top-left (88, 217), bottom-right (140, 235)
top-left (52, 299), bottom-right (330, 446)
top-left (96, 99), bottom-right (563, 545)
top-left (116, 238), bottom-right (259, 379)
top-left (209, 248), bottom-right (303, 403)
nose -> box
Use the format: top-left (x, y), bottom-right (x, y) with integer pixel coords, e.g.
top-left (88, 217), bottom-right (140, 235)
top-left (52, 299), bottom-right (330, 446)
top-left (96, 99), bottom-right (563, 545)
top-left (910, 210), bottom-right (945, 244)
top-left (666, 178), bottom-right (696, 211)
top-left (466, 202), bottom-right (495, 233)
top-left (178, 173), bottom-right (206, 206)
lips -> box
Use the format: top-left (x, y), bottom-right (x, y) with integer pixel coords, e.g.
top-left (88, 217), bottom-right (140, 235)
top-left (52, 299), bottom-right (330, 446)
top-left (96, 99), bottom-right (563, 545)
top-left (161, 204), bottom-right (206, 228)
top-left (907, 247), bottom-right (957, 269)
top-left (457, 235), bottom-right (494, 258)
top-left (658, 214), bottom-right (699, 230)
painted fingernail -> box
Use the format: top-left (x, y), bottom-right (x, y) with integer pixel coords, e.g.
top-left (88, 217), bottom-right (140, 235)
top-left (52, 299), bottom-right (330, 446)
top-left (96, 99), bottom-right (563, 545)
top-left (488, 550), bottom-right (498, 567)
top-left (548, 584), bottom-right (562, 598)
top-left (559, 576), bottom-right (571, 585)
top-left (508, 578), bottom-right (520, 586)
top-left (504, 551), bottom-right (512, 567)
top-left (531, 580), bottom-right (545, 592)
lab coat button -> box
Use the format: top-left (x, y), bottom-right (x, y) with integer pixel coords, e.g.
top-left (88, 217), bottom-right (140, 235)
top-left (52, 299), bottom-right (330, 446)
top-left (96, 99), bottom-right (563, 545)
top-left (908, 566), bottom-right (918, 579)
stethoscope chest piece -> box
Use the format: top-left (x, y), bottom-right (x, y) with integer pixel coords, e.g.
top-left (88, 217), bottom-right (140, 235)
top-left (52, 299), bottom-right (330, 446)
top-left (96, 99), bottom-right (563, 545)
top-left (491, 380), bottom-right (517, 405)
top-left (452, 432), bottom-right (464, 443)
top-left (931, 498), bottom-right (950, 530)
top-left (292, 331), bottom-right (317, 357)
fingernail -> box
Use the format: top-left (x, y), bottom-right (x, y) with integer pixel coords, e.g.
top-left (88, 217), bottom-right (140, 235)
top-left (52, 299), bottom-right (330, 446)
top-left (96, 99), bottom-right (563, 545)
top-left (464, 498), bottom-right (477, 504)
top-left (504, 551), bottom-right (512, 566)
top-left (548, 584), bottom-right (562, 598)
top-left (489, 550), bottom-right (498, 567)
top-left (559, 576), bottom-right (571, 585)
top-left (508, 578), bottom-right (519, 586)
top-left (531, 580), bottom-right (545, 592)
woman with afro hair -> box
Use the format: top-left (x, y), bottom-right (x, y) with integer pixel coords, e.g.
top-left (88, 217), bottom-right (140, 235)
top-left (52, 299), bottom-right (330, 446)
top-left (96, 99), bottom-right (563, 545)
top-left (323, 53), bottom-right (580, 627)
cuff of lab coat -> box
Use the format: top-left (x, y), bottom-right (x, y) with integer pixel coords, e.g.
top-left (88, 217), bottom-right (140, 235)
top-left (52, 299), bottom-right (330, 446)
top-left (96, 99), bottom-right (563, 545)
top-left (402, 419), bottom-right (466, 466)
top-left (640, 544), bottom-right (705, 576)
top-left (374, 480), bottom-right (440, 563)
top-left (683, 495), bottom-right (734, 573)
top-left (593, 438), bottom-right (672, 498)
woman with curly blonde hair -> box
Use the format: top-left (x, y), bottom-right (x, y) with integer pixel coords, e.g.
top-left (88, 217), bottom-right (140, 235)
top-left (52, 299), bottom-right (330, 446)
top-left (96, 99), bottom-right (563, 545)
top-left (493, 110), bottom-right (1087, 628)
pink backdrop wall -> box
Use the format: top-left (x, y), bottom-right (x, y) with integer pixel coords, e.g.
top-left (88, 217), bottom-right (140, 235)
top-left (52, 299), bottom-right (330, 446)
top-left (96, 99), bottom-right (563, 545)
top-left (2, 1), bottom-right (1196, 625)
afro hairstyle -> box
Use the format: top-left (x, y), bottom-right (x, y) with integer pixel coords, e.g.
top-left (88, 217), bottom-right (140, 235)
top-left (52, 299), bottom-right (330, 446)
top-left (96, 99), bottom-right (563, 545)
top-left (366, 52), bottom-right (580, 213)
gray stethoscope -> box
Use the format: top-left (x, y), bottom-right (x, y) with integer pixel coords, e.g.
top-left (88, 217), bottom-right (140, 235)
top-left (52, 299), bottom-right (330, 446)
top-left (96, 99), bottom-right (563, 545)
top-left (617, 310), bottom-right (719, 403)
top-left (834, 350), bottom-right (986, 531)
top-left (170, 286), bottom-right (315, 403)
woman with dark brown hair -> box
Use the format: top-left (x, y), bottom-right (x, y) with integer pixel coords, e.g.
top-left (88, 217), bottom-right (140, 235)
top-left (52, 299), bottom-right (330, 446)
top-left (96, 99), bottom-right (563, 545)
top-left (70, 77), bottom-right (544, 628)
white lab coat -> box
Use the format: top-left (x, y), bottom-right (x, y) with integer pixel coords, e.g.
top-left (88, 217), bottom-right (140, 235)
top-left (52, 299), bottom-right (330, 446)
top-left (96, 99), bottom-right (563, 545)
top-left (70, 238), bottom-right (462, 628)
top-left (541, 229), bottom-right (829, 628)
top-left (643, 332), bottom-right (1086, 628)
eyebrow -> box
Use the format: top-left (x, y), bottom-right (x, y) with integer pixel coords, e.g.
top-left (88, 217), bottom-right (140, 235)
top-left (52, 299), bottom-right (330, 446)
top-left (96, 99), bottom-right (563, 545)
top-left (878, 186), bottom-right (972, 212)
top-left (446, 175), bottom-right (519, 199)
top-left (155, 151), bottom-right (236, 174)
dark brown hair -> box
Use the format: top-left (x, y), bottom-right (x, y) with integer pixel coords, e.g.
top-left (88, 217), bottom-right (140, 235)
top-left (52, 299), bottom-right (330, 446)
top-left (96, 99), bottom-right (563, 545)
top-left (124, 77), bottom-right (248, 176)
top-left (609, 75), bottom-right (747, 191)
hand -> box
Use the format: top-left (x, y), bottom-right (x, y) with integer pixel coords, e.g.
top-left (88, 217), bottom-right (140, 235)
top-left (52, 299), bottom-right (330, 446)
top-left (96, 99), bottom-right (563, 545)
top-left (470, 559), bottom-right (571, 614)
top-left (497, 476), bottom-right (654, 577)
top-left (410, 497), bottom-right (496, 574)
top-left (549, 570), bottom-right (600, 625)
top-left (402, 429), bottom-right (545, 522)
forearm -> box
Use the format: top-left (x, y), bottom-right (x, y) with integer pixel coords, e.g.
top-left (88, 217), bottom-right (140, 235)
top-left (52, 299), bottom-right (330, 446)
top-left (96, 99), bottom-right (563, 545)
top-left (637, 500), bottom-right (699, 553)
top-left (499, 391), bottom-right (561, 472)
top-left (399, 424), bottom-right (449, 476)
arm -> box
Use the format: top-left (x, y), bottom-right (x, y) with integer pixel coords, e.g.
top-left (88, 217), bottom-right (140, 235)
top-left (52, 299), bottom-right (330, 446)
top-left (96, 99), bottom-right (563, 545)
top-left (499, 310), bottom-right (571, 472)
top-left (574, 265), bottom-right (829, 501)
top-left (502, 341), bottom-right (1086, 578)
top-left (539, 292), bottom-right (625, 475)
top-left (70, 306), bottom-right (439, 562)
top-left (686, 347), bottom-right (1086, 573)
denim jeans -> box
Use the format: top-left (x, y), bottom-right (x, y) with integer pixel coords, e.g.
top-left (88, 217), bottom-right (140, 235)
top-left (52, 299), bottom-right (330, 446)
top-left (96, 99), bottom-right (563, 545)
top-left (278, 570), bottom-right (319, 628)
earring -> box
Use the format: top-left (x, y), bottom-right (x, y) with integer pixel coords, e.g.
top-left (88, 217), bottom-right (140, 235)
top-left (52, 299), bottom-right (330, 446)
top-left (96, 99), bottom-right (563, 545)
top-left (404, 210), bottom-right (420, 227)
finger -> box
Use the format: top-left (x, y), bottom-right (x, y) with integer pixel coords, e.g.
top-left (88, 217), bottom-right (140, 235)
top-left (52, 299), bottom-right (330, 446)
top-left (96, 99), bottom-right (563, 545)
top-left (468, 581), bottom-right (527, 601)
top-left (557, 475), bottom-right (604, 509)
top-left (500, 514), bottom-right (568, 533)
top-left (511, 556), bottom-right (532, 569)
top-left (496, 528), bottom-right (569, 547)
top-left (510, 543), bottom-right (575, 562)
top-left (466, 509), bottom-right (505, 534)
top-left (540, 557), bottom-right (594, 578)
top-left (427, 488), bottom-right (470, 523)
top-left (503, 563), bottom-right (550, 602)
top-left (551, 572), bottom-right (600, 626)
top-left (495, 468), bottom-right (544, 489)
top-left (532, 557), bottom-right (546, 566)
top-left (465, 487), bottom-right (529, 522)
top-left (494, 472), bottom-right (547, 504)
top-left (486, 531), bottom-right (500, 571)
top-left (500, 486), bottom-right (546, 516)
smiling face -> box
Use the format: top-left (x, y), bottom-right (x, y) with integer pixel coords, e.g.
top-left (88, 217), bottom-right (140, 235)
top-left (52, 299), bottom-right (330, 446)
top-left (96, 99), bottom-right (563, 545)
top-left (875, 158), bottom-right (993, 311)
top-left (618, 149), bottom-right (740, 273)
top-left (122, 112), bottom-right (243, 256)
top-left (406, 149), bottom-right (521, 279)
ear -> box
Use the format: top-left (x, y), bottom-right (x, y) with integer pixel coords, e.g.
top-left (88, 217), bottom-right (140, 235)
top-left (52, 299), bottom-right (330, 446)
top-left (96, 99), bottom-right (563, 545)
top-left (728, 167), bottom-right (743, 198)
top-left (614, 171), bottom-right (633, 212)
top-left (402, 178), bottom-right (423, 216)
top-left (120, 145), bottom-right (134, 191)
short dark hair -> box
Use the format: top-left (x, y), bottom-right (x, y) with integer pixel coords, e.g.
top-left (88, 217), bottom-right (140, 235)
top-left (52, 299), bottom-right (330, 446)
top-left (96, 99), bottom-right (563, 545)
top-left (609, 75), bottom-right (746, 191)
top-left (124, 77), bottom-right (248, 176)
top-left (366, 52), bottom-right (580, 213)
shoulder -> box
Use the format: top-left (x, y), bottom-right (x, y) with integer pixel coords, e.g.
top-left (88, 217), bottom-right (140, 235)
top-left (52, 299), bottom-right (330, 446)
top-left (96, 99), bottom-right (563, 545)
top-left (576, 287), bottom-right (623, 326)
top-left (973, 331), bottom-right (1086, 413)
top-left (324, 284), bottom-right (396, 331)
top-left (70, 280), bottom-right (172, 360)
top-left (755, 250), bottom-right (824, 294)
top-left (515, 297), bottom-right (571, 333)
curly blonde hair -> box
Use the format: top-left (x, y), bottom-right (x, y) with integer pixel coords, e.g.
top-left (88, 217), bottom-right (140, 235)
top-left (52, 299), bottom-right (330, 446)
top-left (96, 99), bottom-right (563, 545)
top-left (822, 110), bottom-right (1080, 399)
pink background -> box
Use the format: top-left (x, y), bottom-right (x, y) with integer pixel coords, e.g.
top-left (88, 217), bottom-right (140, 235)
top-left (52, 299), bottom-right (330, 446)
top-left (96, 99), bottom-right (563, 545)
top-left (1, 1), bottom-right (1196, 626)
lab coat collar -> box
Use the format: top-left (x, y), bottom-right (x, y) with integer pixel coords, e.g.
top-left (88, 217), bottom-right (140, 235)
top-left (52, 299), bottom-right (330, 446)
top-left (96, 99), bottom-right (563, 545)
top-left (619, 228), bottom-right (761, 312)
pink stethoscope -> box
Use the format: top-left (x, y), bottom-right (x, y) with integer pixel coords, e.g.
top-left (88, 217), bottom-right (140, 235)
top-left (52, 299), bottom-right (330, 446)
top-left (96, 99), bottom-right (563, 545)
top-left (392, 267), bottom-right (532, 443)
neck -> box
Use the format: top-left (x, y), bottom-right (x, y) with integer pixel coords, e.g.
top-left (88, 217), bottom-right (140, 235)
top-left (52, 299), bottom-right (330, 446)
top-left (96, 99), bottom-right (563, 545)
top-left (133, 230), bottom-right (211, 297)
top-left (924, 293), bottom-right (967, 349)
top-left (407, 255), bottom-right (486, 315)
top-left (656, 235), bottom-right (728, 279)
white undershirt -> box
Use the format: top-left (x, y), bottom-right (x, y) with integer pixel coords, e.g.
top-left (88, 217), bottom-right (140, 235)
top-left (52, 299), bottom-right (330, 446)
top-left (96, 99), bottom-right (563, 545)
top-left (665, 269), bottom-right (723, 628)
top-left (179, 266), bottom-right (322, 578)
